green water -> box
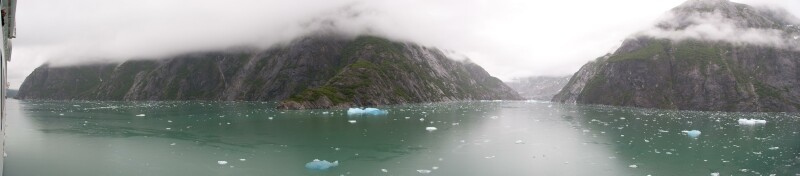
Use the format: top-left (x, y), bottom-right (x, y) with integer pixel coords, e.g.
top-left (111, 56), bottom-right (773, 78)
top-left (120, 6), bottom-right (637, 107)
top-left (4, 99), bottom-right (799, 175)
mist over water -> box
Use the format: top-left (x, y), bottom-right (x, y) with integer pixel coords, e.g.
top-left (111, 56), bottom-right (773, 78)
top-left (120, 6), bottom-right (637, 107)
top-left (5, 100), bottom-right (798, 175)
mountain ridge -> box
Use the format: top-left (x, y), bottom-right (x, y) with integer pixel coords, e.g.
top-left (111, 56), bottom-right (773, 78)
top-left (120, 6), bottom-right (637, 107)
top-left (553, 0), bottom-right (800, 112)
top-left (17, 34), bottom-right (522, 109)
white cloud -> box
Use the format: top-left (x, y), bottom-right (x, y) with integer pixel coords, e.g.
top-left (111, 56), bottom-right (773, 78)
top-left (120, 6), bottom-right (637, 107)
top-left (640, 11), bottom-right (798, 49)
top-left (6, 0), bottom-right (799, 89)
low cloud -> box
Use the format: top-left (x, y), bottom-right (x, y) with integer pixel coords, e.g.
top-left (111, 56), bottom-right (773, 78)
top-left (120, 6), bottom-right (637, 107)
top-left (6, 0), bottom-right (800, 89)
top-left (639, 5), bottom-right (800, 50)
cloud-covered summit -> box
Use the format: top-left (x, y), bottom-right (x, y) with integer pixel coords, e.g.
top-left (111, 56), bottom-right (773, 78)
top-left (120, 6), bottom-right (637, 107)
top-left (639, 0), bottom-right (800, 50)
top-left (8, 0), bottom-right (800, 89)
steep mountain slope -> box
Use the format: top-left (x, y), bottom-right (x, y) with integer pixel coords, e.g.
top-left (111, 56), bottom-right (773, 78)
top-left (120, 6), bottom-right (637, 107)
top-left (278, 37), bottom-right (520, 109)
top-left (17, 35), bottom-right (521, 109)
top-left (505, 76), bottom-right (570, 100)
top-left (553, 0), bottom-right (800, 112)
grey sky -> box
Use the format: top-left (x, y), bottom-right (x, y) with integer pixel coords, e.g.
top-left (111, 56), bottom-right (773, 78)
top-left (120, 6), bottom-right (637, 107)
top-left (7, 0), bottom-right (799, 89)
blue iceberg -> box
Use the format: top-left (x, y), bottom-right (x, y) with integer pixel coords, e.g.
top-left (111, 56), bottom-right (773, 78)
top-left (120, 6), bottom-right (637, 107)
top-left (682, 130), bottom-right (701, 138)
top-left (347, 108), bottom-right (388, 116)
top-left (305, 159), bottom-right (339, 170)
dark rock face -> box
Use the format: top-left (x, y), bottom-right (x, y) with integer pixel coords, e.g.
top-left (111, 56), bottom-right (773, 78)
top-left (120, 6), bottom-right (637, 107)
top-left (505, 76), bottom-right (570, 101)
top-left (553, 0), bottom-right (800, 112)
top-left (17, 35), bottom-right (521, 109)
top-left (277, 36), bottom-right (521, 109)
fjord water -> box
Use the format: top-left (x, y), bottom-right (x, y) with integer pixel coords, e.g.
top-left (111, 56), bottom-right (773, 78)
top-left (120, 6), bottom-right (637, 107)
top-left (4, 100), bottom-right (799, 175)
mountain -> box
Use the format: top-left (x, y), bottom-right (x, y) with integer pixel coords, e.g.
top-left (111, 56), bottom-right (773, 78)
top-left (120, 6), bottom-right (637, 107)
top-left (553, 0), bottom-right (800, 112)
top-left (505, 76), bottom-right (570, 100)
top-left (17, 35), bottom-right (521, 109)
top-left (6, 89), bottom-right (17, 98)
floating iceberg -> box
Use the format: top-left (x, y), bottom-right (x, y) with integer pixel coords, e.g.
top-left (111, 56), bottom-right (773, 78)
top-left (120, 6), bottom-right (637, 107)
top-left (682, 130), bottom-right (701, 138)
top-left (135, 114), bottom-right (146, 117)
top-left (217, 160), bottom-right (228, 165)
top-left (305, 159), bottom-right (339, 170)
top-left (347, 108), bottom-right (388, 116)
top-left (768, 147), bottom-right (779, 150)
top-left (737, 119), bottom-right (766, 125)
top-left (426, 127), bottom-right (438, 132)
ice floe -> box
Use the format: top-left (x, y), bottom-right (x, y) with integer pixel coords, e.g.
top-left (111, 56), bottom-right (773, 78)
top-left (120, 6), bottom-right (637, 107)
top-left (426, 127), bottom-right (438, 132)
top-left (737, 119), bottom-right (766, 125)
top-left (682, 130), bottom-right (701, 138)
top-left (305, 159), bottom-right (339, 170)
top-left (768, 147), bottom-right (779, 150)
top-left (347, 108), bottom-right (388, 116)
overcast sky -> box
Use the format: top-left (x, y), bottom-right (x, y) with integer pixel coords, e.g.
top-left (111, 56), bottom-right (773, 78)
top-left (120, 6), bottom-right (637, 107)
top-left (7, 0), bottom-right (799, 89)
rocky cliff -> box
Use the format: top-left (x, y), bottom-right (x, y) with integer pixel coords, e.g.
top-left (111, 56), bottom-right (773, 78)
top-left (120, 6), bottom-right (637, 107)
top-left (17, 35), bottom-right (521, 109)
top-left (553, 0), bottom-right (800, 112)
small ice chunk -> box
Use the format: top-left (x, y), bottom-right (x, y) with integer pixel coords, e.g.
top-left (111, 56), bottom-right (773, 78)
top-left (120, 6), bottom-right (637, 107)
top-left (432, 166), bottom-right (439, 170)
top-left (794, 36), bottom-right (799, 40)
top-left (348, 120), bottom-right (357, 124)
top-left (381, 169), bottom-right (388, 173)
top-left (419, 118), bottom-right (425, 122)
top-left (59, 113), bottom-right (64, 116)
top-left (347, 108), bottom-right (388, 116)
top-left (305, 159), bottom-right (339, 170)
top-left (682, 130), bottom-right (701, 138)
top-left (136, 114), bottom-right (146, 117)
top-left (629, 164), bottom-right (638, 168)
top-left (658, 129), bottom-right (669, 133)
top-left (417, 169), bottom-right (432, 174)
top-left (239, 158), bottom-right (246, 161)
top-left (170, 143), bottom-right (176, 146)
top-left (268, 117), bottom-right (274, 120)
top-left (738, 119), bottom-right (766, 125)
top-left (711, 172), bottom-right (720, 176)
top-left (165, 128), bottom-right (171, 130)
top-left (515, 140), bottom-right (524, 144)
top-left (405, 117), bottom-right (410, 119)
top-left (218, 161), bottom-right (228, 165)
top-left (768, 147), bottom-right (779, 150)
top-left (426, 127), bottom-right (438, 132)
